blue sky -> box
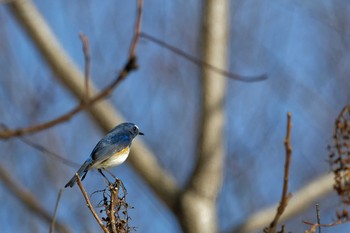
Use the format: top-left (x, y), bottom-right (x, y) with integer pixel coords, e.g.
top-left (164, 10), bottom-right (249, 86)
top-left (1, 0), bottom-right (350, 232)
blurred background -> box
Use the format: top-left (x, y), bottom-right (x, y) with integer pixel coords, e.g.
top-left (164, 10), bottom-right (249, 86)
top-left (1, 0), bottom-right (350, 232)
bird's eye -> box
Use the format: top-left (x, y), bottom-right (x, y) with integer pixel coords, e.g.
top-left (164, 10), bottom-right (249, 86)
top-left (133, 126), bottom-right (137, 132)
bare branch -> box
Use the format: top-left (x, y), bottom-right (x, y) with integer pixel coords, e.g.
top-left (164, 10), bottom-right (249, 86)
top-left (95, 180), bottom-right (132, 232)
top-left (328, 105), bottom-right (350, 205)
top-left (316, 204), bottom-right (321, 233)
top-left (264, 112), bottom-right (293, 233)
top-left (109, 185), bottom-right (118, 233)
top-left (19, 137), bottom-right (79, 168)
top-left (140, 32), bottom-right (268, 83)
top-left (2, 0), bottom-right (142, 139)
top-left (0, 165), bottom-right (70, 233)
top-left (76, 173), bottom-right (109, 233)
top-left (79, 32), bottom-right (91, 103)
top-left (50, 189), bottom-right (63, 233)
top-left (177, 0), bottom-right (228, 232)
top-left (304, 217), bottom-right (350, 233)
top-left (0, 124), bottom-right (79, 168)
top-left (6, 0), bottom-right (179, 212)
top-left (232, 173), bottom-right (334, 233)
top-left (129, 0), bottom-right (143, 58)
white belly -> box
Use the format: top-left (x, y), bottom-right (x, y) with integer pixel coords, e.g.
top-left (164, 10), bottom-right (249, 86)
top-left (103, 153), bottom-right (129, 168)
top-left (93, 149), bottom-right (130, 169)
top-left (101, 152), bottom-right (129, 169)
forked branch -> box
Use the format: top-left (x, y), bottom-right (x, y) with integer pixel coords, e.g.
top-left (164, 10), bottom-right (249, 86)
top-left (1, 0), bottom-right (143, 139)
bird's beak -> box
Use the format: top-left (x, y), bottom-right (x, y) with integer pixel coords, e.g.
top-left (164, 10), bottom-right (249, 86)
top-left (139, 132), bottom-right (144, 135)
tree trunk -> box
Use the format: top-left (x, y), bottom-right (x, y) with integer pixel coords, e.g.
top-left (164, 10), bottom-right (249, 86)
top-left (177, 0), bottom-right (229, 232)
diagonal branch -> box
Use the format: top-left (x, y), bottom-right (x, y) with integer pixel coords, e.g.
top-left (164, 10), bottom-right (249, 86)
top-left (0, 165), bottom-right (71, 233)
top-left (76, 173), bottom-right (109, 233)
top-left (2, 0), bottom-right (142, 139)
top-left (0, 124), bottom-right (79, 168)
top-left (6, 0), bottom-right (179, 211)
top-left (231, 173), bottom-right (334, 233)
top-left (19, 137), bottom-right (80, 168)
top-left (50, 189), bottom-right (63, 233)
top-left (140, 32), bottom-right (267, 83)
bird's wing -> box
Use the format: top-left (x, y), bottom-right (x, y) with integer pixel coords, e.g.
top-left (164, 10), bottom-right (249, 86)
top-left (90, 135), bottom-right (131, 163)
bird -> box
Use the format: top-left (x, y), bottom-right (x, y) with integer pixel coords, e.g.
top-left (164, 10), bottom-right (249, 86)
top-left (65, 122), bottom-right (143, 188)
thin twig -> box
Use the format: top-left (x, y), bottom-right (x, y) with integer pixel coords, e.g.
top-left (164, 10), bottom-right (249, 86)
top-left (316, 204), bottom-right (321, 233)
top-left (0, 123), bottom-right (79, 168)
top-left (304, 217), bottom-right (350, 232)
top-left (50, 189), bottom-right (63, 233)
top-left (19, 137), bottom-right (80, 168)
top-left (140, 32), bottom-right (268, 83)
top-left (0, 0), bottom-right (144, 139)
top-left (76, 173), bottom-right (109, 233)
top-left (265, 112), bottom-right (293, 233)
top-left (129, 0), bottom-right (143, 58)
top-left (79, 32), bottom-right (91, 103)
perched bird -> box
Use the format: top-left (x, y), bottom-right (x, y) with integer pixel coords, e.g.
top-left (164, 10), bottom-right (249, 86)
top-left (65, 122), bottom-right (143, 188)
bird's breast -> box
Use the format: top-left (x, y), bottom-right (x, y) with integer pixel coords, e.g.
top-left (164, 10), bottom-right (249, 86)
top-left (99, 147), bottom-right (130, 169)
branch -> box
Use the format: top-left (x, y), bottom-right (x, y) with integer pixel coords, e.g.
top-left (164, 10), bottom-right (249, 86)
top-left (6, 0), bottom-right (179, 211)
top-left (0, 124), bottom-right (79, 168)
top-left (328, 105), bottom-right (350, 205)
top-left (264, 112), bottom-right (293, 233)
top-left (95, 180), bottom-right (133, 232)
top-left (129, 0), bottom-right (143, 58)
top-left (140, 32), bottom-right (268, 83)
top-left (19, 137), bottom-right (80, 168)
top-left (304, 217), bottom-right (350, 233)
top-left (108, 181), bottom-right (129, 233)
top-left (177, 0), bottom-right (228, 232)
top-left (315, 204), bottom-right (321, 233)
top-left (2, 0), bottom-right (141, 139)
top-left (0, 165), bottom-right (70, 233)
top-left (50, 189), bottom-right (63, 233)
top-left (76, 173), bottom-right (109, 233)
top-left (78, 33), bottom-right (91, 103)
top-left (109, 185), bottom-right (118, 233)
top-left (231, 173), bottom-right (334, 233)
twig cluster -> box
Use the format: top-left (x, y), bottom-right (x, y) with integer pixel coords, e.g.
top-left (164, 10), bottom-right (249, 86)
top-left (76, 174), bottom-right (133, 233)
top-left (96, 180), bottom-right (134, 233)
top-left (303, 105), bottom-right (350, 233)
top-left (328, 105), bottom-right (350, 206)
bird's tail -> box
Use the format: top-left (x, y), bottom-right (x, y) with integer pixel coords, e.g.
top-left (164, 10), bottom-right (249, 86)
top-left (65, 158), bottom-right (92, 188)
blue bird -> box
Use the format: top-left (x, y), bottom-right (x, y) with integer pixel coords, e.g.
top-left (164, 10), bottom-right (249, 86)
top-left (65, 122), bottom-right (143, 188)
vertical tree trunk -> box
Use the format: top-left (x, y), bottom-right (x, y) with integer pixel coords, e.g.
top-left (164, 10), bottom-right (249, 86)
top-left (177, 0), bottom-right (229, 232)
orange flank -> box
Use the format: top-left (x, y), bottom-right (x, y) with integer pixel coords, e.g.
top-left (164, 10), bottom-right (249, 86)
top-left (113, 147), bottom-right (130, 157)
